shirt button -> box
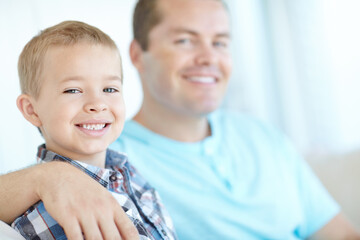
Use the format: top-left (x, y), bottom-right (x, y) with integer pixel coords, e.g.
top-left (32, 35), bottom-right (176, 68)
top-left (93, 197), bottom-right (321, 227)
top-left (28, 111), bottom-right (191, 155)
top-left (110, 173), bottom-right (117, 182)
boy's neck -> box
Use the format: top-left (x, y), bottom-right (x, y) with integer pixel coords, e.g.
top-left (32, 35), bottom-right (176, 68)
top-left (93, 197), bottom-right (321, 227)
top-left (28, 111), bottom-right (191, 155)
top-left (45, 145), bottom-right (107, 168)
top-left (76, 153), bottom-right (107, 169)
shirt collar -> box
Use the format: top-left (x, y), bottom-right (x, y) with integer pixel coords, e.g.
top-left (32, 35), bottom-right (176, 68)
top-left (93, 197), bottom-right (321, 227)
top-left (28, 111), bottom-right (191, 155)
top-left (36, 144), bottom-right (128, 188)
top-left (122, 110), bottom-right (222, 155)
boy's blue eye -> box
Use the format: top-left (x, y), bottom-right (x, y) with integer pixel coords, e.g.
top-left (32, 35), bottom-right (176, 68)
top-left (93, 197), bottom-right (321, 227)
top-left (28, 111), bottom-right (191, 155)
top-left (64, 89), bottom-right (80, 94)
top-left (103, 88), bottom-right (118, 93)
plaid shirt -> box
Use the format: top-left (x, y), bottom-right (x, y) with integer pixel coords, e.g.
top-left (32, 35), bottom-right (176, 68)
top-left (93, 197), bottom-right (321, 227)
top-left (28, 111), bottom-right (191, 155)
top-left (12, 144), bottom-right (177, 240)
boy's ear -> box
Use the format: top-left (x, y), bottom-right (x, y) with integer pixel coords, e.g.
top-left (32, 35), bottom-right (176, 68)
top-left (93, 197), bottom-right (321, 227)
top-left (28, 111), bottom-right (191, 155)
top-left (129, 39), bottom-right (144, 72)
top-left (16, 94), bottom-right (42, 127)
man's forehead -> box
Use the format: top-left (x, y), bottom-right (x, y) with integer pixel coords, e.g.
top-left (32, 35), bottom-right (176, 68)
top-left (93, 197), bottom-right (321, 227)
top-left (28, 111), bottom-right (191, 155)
top-left (157, 0), bottom-right (227, 18)
top-left (168, 27), bottom-right (230, 38)
top-left (157, 0), bottom-right (225, 7)
top-left (154, 0), bottom-right (230, 33)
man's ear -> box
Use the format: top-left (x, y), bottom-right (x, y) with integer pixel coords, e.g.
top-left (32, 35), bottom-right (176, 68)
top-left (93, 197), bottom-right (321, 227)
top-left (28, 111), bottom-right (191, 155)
top-left (129, 39), bottom-right (145, 72)
top-left (16, 94), bottom-right (42, 127)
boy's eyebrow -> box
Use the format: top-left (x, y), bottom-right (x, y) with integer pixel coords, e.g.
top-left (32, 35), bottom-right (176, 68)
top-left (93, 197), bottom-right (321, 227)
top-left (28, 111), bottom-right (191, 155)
top-left (104, 75), bottom-right (123, 82)
top-left (170, 28), bottom-right (231, 38)
top-left (60, 75), bottom-right (122, 83)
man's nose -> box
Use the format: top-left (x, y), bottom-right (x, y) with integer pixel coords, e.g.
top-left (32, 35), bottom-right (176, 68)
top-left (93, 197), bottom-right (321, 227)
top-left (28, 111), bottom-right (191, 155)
top-left (194, 43), bottom-right (218, 66)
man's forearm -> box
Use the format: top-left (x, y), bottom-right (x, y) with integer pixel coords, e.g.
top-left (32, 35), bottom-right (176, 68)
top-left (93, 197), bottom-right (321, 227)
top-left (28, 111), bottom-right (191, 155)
top-left (308, 213), bottom-right (360, 240)
top-left (0, 164), bottom-right (44, 223)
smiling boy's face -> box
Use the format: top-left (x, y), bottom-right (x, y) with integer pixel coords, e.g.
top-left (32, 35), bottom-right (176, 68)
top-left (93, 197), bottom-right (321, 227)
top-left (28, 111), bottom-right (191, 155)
top-left (22, 43), bottom-right (125, 166)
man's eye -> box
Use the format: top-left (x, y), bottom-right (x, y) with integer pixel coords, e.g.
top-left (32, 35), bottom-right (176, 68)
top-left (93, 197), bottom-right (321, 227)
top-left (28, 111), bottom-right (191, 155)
top-left (175, 38), bottom-right (191, 45)
top-left (64, 89), bottom-right (80, 94)
top-left (103, 88), bottom-right (118, 93)
top-left (214, 41), bottom-right (228, 48)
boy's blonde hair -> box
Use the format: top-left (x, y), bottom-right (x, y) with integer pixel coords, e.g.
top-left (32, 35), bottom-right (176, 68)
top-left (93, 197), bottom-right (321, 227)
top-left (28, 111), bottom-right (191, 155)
top-left (18, 20), bottom-right (121, 98)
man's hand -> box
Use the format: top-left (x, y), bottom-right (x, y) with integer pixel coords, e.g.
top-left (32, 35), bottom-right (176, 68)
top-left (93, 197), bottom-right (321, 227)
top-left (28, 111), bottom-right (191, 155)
top-left (0, 161), bottom-right (139, 240)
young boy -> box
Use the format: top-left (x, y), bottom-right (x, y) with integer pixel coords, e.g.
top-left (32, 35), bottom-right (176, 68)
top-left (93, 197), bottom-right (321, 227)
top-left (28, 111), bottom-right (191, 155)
top-left (12, 20), bottom-right (176, 240)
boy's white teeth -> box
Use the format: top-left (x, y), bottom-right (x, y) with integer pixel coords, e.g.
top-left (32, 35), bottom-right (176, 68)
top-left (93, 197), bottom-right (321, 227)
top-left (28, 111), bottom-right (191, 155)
top-left (187, 76), bottom-right (216, 83)
top-left (81, 124), bottom-right (106, 130)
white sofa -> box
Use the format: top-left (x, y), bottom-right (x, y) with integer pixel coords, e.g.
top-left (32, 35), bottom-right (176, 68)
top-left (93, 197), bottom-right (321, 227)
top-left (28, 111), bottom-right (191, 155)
top-left (0, 220), bottom-right (25, 239)
top-left (307, 150), bottom-right (360, 232)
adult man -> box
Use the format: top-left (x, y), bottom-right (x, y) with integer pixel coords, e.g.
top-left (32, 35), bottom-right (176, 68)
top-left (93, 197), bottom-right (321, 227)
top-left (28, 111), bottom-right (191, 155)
top-left (1, 0), bottom-right (359, 239)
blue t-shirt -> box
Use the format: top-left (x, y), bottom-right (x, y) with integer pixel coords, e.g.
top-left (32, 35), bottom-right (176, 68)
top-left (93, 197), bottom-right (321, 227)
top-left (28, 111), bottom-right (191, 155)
top-left (111, 110), bottom-right (339, 240)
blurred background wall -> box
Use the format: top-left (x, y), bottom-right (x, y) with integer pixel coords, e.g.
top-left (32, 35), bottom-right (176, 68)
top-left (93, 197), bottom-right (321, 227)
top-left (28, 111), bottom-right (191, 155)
top-left (224, 0), bottom-right (360, 156)
top-left (0, 0), bottom-right (359, 230)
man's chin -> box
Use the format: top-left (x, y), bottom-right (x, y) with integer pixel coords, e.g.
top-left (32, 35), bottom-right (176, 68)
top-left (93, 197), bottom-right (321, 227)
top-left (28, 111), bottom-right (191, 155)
top-left (189, 106), bottom-right (219, 118)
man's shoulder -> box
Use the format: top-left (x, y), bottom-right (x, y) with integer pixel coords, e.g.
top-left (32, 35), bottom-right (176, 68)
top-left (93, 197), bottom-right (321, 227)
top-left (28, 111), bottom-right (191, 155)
top-left (210, 110), bottom-right (281, 137)
top-left (211, 109), bottom-right (265, 125)
top-left (110, 120), bottom-right (144, 153)
top-left (120, 119), bottom-right (149, 139)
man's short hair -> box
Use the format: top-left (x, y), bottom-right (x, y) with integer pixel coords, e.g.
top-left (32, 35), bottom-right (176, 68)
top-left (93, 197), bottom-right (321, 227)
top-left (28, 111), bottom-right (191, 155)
top-left (133, 0), bottom-right (227, 51)
top-left (18, 20), bottom-right (120, 98)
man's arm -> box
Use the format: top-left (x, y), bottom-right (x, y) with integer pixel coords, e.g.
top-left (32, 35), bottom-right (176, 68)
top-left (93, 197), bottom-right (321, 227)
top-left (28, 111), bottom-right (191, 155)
top-left (0, 164), bottom-right (42, 223)
top-left (308, 213), bottom-right (360, 240)
top-left (0, 161), bottom-right (139, 240)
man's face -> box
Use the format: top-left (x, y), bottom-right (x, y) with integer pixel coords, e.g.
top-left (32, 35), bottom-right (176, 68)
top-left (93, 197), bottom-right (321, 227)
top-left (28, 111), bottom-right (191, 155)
top-left (138, 0), bottom-right (232, 117)
top-left (32, 43), bottom-right (125, 163)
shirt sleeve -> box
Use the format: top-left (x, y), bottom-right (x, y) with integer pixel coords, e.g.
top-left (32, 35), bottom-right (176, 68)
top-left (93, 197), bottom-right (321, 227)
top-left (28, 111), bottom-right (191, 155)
top-left (281, 135), bottom-right (340, 238)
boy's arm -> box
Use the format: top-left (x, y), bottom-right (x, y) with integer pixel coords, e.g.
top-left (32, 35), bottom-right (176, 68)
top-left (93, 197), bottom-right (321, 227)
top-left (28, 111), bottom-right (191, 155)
top-left (0, 161), bottom-right (139, 240)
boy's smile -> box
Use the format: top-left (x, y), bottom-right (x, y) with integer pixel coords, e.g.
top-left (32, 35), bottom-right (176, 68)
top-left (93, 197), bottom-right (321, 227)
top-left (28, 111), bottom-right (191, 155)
top-left (28, 43), bottom-right (124, 167)
top-left (75, 120), bottom-right (111, 137)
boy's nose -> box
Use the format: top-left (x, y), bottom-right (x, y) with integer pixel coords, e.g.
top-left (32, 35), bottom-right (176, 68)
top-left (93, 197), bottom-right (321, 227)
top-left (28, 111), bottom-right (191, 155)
top-left (84, 98), bottom-right (108, 113)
